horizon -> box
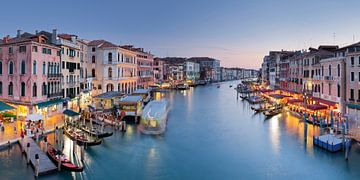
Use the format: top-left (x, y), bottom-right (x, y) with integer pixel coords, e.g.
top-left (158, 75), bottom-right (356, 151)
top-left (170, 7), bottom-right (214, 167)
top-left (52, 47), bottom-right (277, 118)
top-left (1, 0), bottom-right (360, 69)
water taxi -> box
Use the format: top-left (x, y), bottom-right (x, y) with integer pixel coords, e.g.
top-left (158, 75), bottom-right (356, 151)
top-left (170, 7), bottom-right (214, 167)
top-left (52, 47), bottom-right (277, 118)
top-left (176, 83), bottom-right (189, 90)
top-left (139, 100), bottom-right (170, 135)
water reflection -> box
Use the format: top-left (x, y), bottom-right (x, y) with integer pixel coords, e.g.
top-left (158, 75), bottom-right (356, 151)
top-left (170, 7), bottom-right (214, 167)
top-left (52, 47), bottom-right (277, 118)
top-left (269, 116), bottom-right (280, 155)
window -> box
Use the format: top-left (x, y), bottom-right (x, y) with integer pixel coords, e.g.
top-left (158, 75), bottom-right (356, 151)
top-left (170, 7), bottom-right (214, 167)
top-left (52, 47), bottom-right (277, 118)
top-left (0, 82), bottom-right (2, 94)
top-left (337, 64), bottom-right (340, 77)
top-left (350, 89), bottom-right (354, 100)
top-left (32, 46), bottom-right (38, 52)
top-left (98, 84), bottom-right (101, 90)
top-left (43, 62), bottom-right (46, 75)
top-left (337, 84), bottom-right (340, 97)
top-left (92, 56), bottom-right (95, 63)
top-left (108, 52), bottom-right (112, 62)
top-left (92, 69), bottom-right (96, 77)
top-left (33, 83), bottom-right (37, 97)
top-left (92, 47), bottom-right (95, 52)
top-left (47, 49), bottom-right (51, 55)
top-left (42, 48), bottom-right (47, 54)
top-left (321, 83), bottom-right (323, 93)
top-left (8, 47), bottom-right (13, 53)
top-left (21, 82), bottom-right (25, 96)
top-left (21, 60), bottom-right (25, 74)
top-left (8, 82), bottom-right (13, 96)
top-left (8, 61), bottom-right (13, 75)
top-left (108, 67), bottom-right (112, 78)
top-left (33, 60), bottom-right (37, 75)
top-left (0, 61), bottom-right (3, 75)
top-left (321, 66), bottom-right (324, 76)
top-left (328, 84), bottom-right (331, 95)
top-left (62, 61), bottom-right (65, 69)
top-left (328, 65), bottom-right (331, 76)
top-left (351, 57), bottom-right (355, 66)
top-left (358, 90), bottom-right (360, 100)
top-left (351, 72), bottom-right (354, 81)
top-left (19, 46), bottom-right (26, 53)
top-left (42, 83), bottom-right (47, 95)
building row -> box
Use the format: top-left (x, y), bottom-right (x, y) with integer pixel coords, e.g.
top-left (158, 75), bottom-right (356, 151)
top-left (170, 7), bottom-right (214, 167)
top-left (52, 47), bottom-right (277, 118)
top-left (260, 43), bottom-right (360, 122)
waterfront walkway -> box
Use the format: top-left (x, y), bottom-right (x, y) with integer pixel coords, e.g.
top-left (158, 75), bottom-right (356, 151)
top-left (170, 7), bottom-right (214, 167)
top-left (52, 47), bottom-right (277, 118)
top-left (20, 137), bottom-right (57, 175)
top-left (0, 114), bottom-right (64, 146)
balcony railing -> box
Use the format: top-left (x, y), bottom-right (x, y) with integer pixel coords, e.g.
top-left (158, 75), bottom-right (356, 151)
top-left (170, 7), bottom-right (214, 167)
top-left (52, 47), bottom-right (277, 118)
top-left (47, 92), bottom-right (63, 98)
top-left (47, 74), bottom-right (62, 78)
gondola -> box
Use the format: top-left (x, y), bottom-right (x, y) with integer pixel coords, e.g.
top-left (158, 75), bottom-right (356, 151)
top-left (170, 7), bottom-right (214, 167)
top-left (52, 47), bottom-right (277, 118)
top-left (80, 125), bottom-right (113, 138)
top-left (263, 108), bottom-right (282, 117)
top-left (47, 145), bottom-right (84, 172)
top-left (251, 106), bottom-right (268, 112)
top-left (64, 127), bottom-right (102, 146)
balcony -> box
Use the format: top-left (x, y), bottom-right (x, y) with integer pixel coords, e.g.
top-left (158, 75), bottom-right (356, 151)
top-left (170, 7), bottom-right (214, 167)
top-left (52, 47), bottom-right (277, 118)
top-left (323, 76), bottom-right (334, 81)
top-left (104, 61), bottom-right (119, 65)
top-left (47, 92), bottom-right (63, 98)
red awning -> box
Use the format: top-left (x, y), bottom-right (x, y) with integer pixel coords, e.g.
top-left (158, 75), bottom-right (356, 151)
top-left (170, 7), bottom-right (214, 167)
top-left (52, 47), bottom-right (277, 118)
top-left (307, 104), bottom-right (327, 110)
top-left (288, 98), bottom-right (303, 104)
top-left (311, 97), bottom-right (337, 106)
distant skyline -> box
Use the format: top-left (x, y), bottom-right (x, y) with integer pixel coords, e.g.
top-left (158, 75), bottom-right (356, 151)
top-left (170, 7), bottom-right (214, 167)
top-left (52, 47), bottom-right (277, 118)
top-left (1, 0), bottom-right (360, 69)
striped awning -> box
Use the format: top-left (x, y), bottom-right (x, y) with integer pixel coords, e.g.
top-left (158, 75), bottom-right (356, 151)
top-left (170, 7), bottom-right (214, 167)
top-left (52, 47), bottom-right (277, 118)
top-left (0, 101), bottom-right (14, 112)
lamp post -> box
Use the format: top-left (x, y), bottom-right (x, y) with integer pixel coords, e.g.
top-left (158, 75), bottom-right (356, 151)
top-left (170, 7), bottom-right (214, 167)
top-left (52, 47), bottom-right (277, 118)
top-left (303, 81), bottom-right (312, 142)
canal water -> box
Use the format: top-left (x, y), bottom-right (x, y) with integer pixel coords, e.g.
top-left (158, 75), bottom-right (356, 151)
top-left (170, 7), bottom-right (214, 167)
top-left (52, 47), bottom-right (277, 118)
top-left (1, 80), bottom-right (360, 180)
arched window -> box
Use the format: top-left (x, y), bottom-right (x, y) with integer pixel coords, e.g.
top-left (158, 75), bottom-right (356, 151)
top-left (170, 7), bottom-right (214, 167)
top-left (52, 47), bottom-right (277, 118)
top-left (42, 83), bottom-right (47, 95)
top-left (21, 82), bottom-right (25, 96)
top-left (0, 81), bottom-right (2, 94)
top-left (33, 60), bottom-right (37, 75)
top-left (118, 83), bottom-right (121, 92)
top-left (337, 64), bottom-right (340, 77)
top-left (106, 84), bottom-right (114, 92)
top-left (43, 62), bottom-right (46, 75)
top-left (92, 68), bottom-right (96, 77)
top-left (8, 82), bottom-right (13, 96)
top-left (33, 83), bottom-right (37, 97)
top-left (328, 65), bottom-right (331, 76)
top-left (21, 60), bottom-right (26, 74)
top-left (0, 61), bottom-right (2, 75)
top-left (8, 61), bottom-right (14, 75)
top-left (108, 52), bottom-right (112, 62)
top-left (108, 67), bottom-right (112, 78)
top-left (92, 55), bottom-right (95, 63)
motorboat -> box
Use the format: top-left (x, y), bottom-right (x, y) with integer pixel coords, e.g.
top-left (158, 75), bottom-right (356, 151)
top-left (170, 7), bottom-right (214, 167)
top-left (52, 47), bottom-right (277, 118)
top-left (139, 99), bottom-right (170, 135)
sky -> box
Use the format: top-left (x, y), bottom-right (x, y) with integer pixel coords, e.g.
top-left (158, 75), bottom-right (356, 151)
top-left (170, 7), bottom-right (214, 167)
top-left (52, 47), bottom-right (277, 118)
top-left (1, 0), bottom-right (360, 69)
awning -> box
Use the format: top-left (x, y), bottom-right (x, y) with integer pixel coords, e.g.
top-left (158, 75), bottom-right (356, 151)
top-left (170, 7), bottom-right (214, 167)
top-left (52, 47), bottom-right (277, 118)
top-left (120, 95), bottom-right (143, 103)
top-left (311, 97), bottom-right (337, 106)
top-left (36, 98), bottom-right (65, 109)
top-left (0, 101), bottom-right (15, 112)
top-left (287, 99), bottom-right (303, 104)
top-left (63, 109), bottom-right (80, 117)
top-left (307, 104), bottom-right (327, 111)
top-left (347, 103), bottom-right (360, 110)
top-left (26, 113), bottom-right (42, 121)
top-left (132, 88), bottom-right (151, 94)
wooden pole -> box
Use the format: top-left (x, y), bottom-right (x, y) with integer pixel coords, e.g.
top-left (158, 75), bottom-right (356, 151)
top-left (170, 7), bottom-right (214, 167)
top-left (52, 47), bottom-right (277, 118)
top-left (35, 154), bottom-right (39, 178)
top-left (26, 142), bottom-right (30, 164)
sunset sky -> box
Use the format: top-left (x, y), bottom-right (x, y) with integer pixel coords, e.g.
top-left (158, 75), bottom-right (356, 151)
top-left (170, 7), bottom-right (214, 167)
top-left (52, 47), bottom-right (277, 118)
top-left (1, 0), bottom-right (360, 69)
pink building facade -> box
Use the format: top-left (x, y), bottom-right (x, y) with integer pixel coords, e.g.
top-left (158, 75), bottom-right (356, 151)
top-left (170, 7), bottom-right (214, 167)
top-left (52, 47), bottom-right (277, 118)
top-left (0, 31), bottom-right (62, 118)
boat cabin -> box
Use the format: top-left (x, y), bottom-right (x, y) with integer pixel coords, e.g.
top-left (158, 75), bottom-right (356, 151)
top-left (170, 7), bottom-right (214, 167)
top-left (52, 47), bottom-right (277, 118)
top-left (118, 95), bottom-right (144, 118)
top-left (131, 89), bottom-right (152, 104)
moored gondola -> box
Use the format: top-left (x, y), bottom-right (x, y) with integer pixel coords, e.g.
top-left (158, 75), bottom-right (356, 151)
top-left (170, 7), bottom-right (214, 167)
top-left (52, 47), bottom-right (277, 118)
top-left (47, 145), bottom-right (84, 172)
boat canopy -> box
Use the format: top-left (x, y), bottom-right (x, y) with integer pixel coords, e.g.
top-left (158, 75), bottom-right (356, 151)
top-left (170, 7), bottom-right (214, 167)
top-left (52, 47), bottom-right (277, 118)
top-left (307, 104), bottom-right (327, 111)
top-left (142, 100), bottom-right (169, 121)
top-left (26, 113), bottom-right (42, 121)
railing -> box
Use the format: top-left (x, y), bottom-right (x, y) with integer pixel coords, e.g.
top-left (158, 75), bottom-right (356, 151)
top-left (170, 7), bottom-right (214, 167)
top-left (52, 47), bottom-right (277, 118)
top-left (47, 74), bottom-right (62, 78)
top-left (324, 76), bottom-right (334, 81)
top-left (47, 92), bottom-right (63, 98)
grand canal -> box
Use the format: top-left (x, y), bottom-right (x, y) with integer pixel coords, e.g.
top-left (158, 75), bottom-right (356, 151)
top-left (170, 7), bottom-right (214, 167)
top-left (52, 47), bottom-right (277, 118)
top-left (1, 80), bottom-right (360, 179)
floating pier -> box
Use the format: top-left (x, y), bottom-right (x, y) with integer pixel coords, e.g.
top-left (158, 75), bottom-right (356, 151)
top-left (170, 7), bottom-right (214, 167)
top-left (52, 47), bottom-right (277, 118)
top-left (313, 134), bottom-right (344, 152)
top-left (20, 137), bottom-right (57, 176)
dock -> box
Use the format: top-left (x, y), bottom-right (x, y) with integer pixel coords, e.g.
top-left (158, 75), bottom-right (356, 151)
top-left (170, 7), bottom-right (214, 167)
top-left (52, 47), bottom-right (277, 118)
top-left (313, 134), bottom-right (344, 152)
top-left (20, 137), bottom-right (57, 175)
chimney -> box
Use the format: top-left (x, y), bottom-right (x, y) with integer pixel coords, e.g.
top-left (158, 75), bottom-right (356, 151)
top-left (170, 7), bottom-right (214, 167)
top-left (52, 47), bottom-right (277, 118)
top-left (35, 30), bottom-right (38, 35)
top-left (17, 30), bottom-right (22, 37)
top-left (52, 29), bottom-right (57, 44)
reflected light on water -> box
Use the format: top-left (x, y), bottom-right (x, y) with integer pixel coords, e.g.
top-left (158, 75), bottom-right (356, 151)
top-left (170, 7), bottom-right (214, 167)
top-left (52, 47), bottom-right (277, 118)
top-left (269, 116), bottom-right (280, 155)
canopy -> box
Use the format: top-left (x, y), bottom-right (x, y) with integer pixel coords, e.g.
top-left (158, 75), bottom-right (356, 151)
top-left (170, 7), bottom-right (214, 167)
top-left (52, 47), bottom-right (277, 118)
top-left (307, 104), bottom-right (327, 111)
top-left (93, 91), bottom-right (123, 99)
top-left (36, 98), bottom-right (65, 109)
top-left (287, 99), bottom-right (303, 104)
top-left (0, 101), bottom-right (15, 112)
top-left (311, 97), bottom-right (337, 107)
top-left (26, 113), bottom-right (42, 121)
top-left (120, 95), bottom-right (143, 103)
top-left (141, 100), bottom-right (169, 121)
top-left (132, 89), bottom-right (151, 94)
top-left (63, 109), bottom-right (80, 117)
top-left (347, 103), bottom-right (360, 110)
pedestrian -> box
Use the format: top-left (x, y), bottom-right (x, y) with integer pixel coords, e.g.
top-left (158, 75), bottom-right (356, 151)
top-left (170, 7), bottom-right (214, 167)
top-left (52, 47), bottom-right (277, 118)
top-left (14, 126), bottom-right (17, 134)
